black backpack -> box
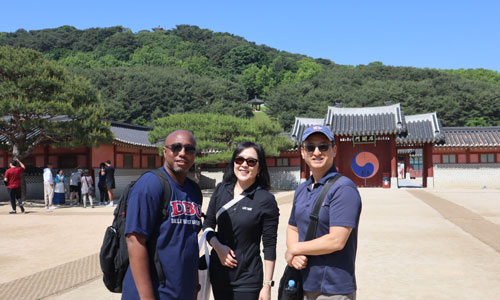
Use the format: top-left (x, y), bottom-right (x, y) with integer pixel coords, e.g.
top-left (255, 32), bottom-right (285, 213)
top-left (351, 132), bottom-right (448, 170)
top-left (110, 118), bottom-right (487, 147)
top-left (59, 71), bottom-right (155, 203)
top-left (99, 168), bottom-right (202, 293)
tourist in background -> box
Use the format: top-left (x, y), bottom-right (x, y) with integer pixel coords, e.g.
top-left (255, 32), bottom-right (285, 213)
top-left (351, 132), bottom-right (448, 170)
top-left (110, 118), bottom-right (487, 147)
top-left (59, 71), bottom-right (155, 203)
top-left (43, 163), bottom-right (55, 210)
top-left (98, 162), bottom-right (109, 205)
top-left (4, 158), bottom-right (25, 214)
top-left (104, 160), bottom-right (116, 206)
top-left (203, 141), bottom-right (279, 300)
top-left (53, 169), bottom-right (66, 205)
top-left (81, 170), bottom-right (94, 208)
top-left (69, 168), bottom-right (82, 205)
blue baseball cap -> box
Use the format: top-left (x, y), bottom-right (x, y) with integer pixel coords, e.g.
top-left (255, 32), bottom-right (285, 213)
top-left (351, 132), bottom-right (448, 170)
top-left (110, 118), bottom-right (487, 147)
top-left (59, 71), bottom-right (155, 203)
top-left (301, 125), bottom-right (335, 143)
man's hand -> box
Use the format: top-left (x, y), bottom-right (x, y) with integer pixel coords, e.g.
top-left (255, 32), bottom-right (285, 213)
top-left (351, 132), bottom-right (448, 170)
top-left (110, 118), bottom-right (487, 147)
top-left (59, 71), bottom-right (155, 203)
top-left (290, 255), bottom-right (308, 269)
top-left (286, 249), bottom-right (308, 269)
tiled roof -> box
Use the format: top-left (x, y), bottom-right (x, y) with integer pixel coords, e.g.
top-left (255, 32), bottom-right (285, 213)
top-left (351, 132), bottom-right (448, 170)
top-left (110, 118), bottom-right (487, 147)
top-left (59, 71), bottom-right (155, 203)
top-left (0, 115), bottom-right (70, 145)
top-left (396, 113), bottom-right (445, 144)
top-left (325, 103), bottom-right (405, 135)
top-left (437, 127), bottom-right (500, 147)
top-left (110, 121), bottom-right (159, 148)
top-left (290, 117), bottom-right (325, 144)
top-left (0, 117), bottom-right (158, 149)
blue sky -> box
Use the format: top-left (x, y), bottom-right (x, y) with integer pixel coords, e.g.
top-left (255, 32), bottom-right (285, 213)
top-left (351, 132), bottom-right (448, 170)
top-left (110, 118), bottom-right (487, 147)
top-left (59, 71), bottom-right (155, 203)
top-left (1, 0), bottom-right (499, 71)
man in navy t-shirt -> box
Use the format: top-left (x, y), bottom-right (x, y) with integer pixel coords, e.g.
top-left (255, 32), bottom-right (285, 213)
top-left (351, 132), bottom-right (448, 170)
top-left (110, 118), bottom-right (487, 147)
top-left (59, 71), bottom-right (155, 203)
top-left (286, 125), bottom-right (362, 300)
top-left (123, 130), bottom-right (202, 300)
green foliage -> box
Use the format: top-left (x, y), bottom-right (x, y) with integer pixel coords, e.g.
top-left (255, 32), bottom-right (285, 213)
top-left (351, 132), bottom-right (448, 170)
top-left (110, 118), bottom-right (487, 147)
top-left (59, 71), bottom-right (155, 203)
top-left (74, 66), bottom-right (250, 125)
top-left (242, 64), bottom-right (276, 97)
top-left (179, 56), bottom-right (215, 76)
top-left (149, 113), bottom-right (293, 163)
top-left (0, 46), bottom-right (112, 158)
top-left (444, 68), bottom-right (500, 86)
top-left (130, 45), bottom-right (177, 66)
top-left (2, 25), bottom-right (500, 129)
top-left (465, 117), bottom-right (491, 127)
top-left (223, 45), bottom-right (268, 73)
top-left (267, 63), bottom-right (500, 129)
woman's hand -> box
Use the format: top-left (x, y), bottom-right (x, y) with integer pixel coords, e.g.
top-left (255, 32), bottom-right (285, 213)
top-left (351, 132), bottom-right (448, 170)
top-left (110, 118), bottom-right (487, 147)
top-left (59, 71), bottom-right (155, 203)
top-left (258, 284), bottom-right (271, 300)
top-left (213, 243), bottom-right (238, 268)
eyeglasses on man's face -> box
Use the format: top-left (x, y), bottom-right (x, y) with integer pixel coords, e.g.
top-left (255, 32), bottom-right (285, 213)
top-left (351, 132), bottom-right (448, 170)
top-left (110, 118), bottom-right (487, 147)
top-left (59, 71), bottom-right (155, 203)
top-left (303, 143), bottom-right (334, 153)
top-left (234, 156), bottom-right (258, 167)
top-left (165, 143), bottom-right (196, 155)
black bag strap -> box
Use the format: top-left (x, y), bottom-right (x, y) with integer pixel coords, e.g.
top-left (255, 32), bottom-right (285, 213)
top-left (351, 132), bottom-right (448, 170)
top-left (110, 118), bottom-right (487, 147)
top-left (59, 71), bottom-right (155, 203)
top-left (149, 168), bottom-right (172, 286)
top-left (304, 173), bottom-right (342, 241)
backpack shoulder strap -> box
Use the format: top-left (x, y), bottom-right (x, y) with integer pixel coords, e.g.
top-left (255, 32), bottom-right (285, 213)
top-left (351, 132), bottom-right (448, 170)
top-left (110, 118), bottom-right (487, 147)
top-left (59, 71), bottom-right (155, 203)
top-left (148, 168), bottom-right (172, 286)
top-left (150, 168), bottom-right (172, 219)
top-left (305, 173), bottom-right (342, 241)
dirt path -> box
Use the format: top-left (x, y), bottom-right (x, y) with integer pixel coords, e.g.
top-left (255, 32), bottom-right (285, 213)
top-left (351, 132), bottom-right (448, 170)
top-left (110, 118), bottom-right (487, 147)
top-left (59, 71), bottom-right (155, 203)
top-left (2, 189), bottom-right (500, 300)
top-left (407, 189), bottom-right (500, 253)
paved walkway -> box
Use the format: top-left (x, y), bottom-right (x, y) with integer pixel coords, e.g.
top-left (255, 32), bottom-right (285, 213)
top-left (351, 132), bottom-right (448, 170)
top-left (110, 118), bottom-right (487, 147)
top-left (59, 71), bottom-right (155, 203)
top-left (1, 189), bottom-right (500, 299)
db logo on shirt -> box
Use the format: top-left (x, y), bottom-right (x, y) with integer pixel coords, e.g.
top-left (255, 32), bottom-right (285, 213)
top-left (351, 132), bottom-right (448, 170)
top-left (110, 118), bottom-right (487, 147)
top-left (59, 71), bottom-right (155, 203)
top-left (170, 200), bottom-right (202, 219)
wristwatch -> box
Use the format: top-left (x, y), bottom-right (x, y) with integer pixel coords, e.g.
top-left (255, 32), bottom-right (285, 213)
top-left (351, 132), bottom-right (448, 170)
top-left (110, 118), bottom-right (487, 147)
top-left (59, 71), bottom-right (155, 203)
top-left (263, 280), bottom-right (274, 287)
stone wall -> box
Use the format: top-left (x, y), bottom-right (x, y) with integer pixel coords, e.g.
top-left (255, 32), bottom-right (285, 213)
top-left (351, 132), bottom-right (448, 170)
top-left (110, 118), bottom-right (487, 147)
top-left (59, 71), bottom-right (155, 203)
top-left (200, 166), bottom-right (300, 190)
top-left (434, 164), bottom-right (500, 189)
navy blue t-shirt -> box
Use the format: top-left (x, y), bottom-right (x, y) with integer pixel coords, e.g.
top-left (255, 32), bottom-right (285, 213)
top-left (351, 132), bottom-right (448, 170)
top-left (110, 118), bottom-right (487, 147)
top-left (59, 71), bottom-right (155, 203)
top-left (289, 165), bottom-right (362, 295)
top-left (122, 168), bottom-right (202, 300)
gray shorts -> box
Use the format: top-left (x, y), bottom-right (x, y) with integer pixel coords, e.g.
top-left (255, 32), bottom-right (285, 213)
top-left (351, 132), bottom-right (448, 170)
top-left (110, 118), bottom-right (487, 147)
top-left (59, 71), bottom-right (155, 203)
top-left (304, 291), bottom-right (356, 300)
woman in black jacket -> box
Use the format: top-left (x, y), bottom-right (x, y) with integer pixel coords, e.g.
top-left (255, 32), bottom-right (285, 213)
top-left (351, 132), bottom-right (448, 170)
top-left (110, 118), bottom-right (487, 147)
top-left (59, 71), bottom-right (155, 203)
top-left (203, 141), bottom-right (279, 300)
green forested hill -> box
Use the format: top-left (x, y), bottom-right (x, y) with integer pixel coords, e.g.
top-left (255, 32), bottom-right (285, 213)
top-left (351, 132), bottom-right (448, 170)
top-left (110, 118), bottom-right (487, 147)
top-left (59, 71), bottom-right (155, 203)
top-left (2, 25), bottom-right (500, 129)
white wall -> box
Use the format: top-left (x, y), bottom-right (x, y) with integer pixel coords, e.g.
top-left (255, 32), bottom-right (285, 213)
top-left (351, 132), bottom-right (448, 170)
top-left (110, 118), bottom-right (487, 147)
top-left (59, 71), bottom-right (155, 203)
top-left (434, 164), bottom-right (500, 189)
top-left (269, 166), bottom-right (300, 190)
top-left (200, 166), bottom-right (300, 190)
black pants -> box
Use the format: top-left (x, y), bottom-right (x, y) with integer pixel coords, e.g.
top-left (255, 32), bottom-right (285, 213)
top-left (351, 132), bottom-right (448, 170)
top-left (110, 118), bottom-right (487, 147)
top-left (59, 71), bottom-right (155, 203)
top-left (8, 187), bottom-right (22, 211)
top-left (99, 186), bottom-right (109, 202)
top-left (212, 287), bottom-right (259, 300)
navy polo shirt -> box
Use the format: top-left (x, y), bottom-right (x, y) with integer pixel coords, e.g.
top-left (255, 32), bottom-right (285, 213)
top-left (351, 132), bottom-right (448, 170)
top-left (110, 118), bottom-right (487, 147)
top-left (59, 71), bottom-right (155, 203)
top-left (288, 165), bottom-right (362, 295)
top-left (122, 168), bottom-right (202, 300)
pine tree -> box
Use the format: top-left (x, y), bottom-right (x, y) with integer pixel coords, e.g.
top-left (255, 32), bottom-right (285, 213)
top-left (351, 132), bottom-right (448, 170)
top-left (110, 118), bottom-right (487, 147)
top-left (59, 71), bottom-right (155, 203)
top-left (0, 46), bottom-right (112, 159)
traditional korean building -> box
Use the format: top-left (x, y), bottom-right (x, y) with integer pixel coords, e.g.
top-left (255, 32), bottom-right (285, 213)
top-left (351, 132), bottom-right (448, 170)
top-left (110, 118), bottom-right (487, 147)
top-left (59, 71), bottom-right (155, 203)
top-left (0, 121), bottom-right (162, 201)
top-left (2, 105), bottom-right (500, 202)
top-left (291, 103), bottom-right (500, 188)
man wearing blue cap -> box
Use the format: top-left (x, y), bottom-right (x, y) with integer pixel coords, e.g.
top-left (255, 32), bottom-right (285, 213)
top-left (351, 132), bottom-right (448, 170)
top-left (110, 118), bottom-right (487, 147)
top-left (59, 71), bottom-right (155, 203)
top-left (285, 125), bottom-right (362, 300)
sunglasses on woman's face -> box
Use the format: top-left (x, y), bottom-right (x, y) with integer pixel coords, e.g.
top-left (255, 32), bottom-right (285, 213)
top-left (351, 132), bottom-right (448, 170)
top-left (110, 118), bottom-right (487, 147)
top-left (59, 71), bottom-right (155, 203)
top-left (165, 143), bottom-right (196, 155)
top-left (303, 143), bottom-right (333, 153)
top-left (234, 156), bottom-right (258, 167)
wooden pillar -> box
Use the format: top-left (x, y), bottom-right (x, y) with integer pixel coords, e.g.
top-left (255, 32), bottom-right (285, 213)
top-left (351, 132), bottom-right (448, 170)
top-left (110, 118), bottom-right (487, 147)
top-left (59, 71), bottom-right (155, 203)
top-left (113, 144), bottom-right (117, 166)
top-left (87, 146), bottom-right (94, 178)
top-left (404, 154), bottom-right (410, 177)
top-left (422, 143), bottom-right (433, 188)
top-left (390, 137), bottom-right (397, 177)
top-left (139, 149), bottom-right (143, 169)
top-left (3, 150), bottom-right (8, 168)
top-left (300, 146), bottom-right (306, 180)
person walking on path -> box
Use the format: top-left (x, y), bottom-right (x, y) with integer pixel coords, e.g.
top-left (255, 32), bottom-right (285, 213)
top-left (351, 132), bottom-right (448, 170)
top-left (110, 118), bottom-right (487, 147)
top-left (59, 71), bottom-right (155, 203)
top-left (43, 163), bottom-right (56, 210)
top-left (98, 162), bottom-right (109, 205)
top-left (286, 125), bottom-right (362, 300)
top-left (69, 168), bottom-right (82, 205)
top-left (104, 160), bottom-right (116, 206)
top-left (123, 130), bottom-right (202, 300)
top-left (52, 169), bottom-right (66, 205)
top-left (203, 141), bottom-right (279, 300)
top-left (80, 170), bottom-right (94, 208)
top-left (4, 158), bottom-right (25, 214)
